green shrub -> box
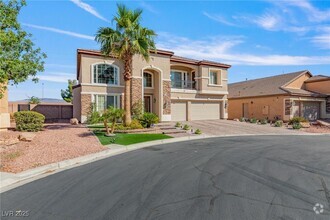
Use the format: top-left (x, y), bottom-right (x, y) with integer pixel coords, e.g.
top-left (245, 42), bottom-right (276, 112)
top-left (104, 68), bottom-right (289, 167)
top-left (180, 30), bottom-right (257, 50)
top-left (274, 120), bottom-right (283, 127)
top-left (239, 117), bottom-right (247, 122)
top-left (129, 119), bottom-right (143, 129)
top-left (183, 124), bottom-right (190, 130)
top-left (131, 100), bottom-right (144, 120)
top-left (260, 119), bottom-right (268, 124)
top-left (87, 111), bottom-right (102, 124)
top-left (292, 122), bottom-right (302, 130)
top-left (175, 122), bottom-right (181, 127)
top-left (14, 111), bottom-right (45, 132)
top-left (289, 116), bottom-right (307, 125)
top-left (195, 129), bottom-right (202, 134)
top-left (115, 124), bottom-right (127, 130)
top-left (140, 112), bottom-right (159, 128)
top-left (249, 118), bottom-right (257, 123)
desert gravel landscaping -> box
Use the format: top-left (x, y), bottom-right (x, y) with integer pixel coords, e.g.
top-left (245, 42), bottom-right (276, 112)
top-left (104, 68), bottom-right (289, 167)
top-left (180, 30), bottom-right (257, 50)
top-left (0, 123), bottom-right (106, 173)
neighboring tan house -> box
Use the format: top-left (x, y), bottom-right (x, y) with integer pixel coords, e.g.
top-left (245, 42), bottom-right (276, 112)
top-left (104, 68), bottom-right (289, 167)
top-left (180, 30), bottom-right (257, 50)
top-left (73, 49), bottom-right (231, 122)
top-left (228, 70), bottom-right (330, 121)
top-left (9, 98), bottom-right (73, 122)
top-left (0, 87), bottom-right (10, 131)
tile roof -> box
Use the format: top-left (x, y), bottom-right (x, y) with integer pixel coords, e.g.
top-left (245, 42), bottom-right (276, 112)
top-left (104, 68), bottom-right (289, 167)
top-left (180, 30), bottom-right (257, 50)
top-left (228, 70), bottom-right (310, 98)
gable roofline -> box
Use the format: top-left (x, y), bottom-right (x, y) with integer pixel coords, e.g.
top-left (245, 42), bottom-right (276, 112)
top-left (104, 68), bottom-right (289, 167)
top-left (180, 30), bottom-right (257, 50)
top-left (76, 49), bottom-right (231, 80)
top-left (281, 70), bottom-right (312, 88)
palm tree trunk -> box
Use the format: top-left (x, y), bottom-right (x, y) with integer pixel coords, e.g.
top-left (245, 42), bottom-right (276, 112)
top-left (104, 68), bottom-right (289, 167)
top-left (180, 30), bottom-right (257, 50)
top-left (111, 120), bottom-right (116, 134)
top-left (104, 120), bottom-right (110, 135)
top-left (123, 55), bottom-right (132, 126)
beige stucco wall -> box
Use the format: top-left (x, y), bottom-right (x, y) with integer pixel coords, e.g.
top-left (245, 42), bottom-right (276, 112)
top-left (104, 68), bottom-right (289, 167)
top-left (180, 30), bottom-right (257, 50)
top-left (198, 66), bottom-right (228, 93)
top-left (228, 95), bottom-right (287, 121)
top-left (0, 88), bottom-right (10, 131)
top-left (285, 73), bottom-right (310, 89)
top-left (80, 54), bottom-right (125, 85)
top-left (305, 80), bottom-right (330, 95)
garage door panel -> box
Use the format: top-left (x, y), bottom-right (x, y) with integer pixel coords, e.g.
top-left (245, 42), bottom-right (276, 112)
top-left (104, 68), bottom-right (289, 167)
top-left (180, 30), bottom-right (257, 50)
top-left (171, 102), bottom-right (186, 121)
top-left (302, 102), bottom-right (319, 121)
top-left (191, 102), bottom-right (220, 120)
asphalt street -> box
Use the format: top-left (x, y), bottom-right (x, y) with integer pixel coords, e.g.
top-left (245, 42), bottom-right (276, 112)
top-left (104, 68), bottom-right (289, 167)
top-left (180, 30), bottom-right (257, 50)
top-left (1, 135), bottom-right (330, 220)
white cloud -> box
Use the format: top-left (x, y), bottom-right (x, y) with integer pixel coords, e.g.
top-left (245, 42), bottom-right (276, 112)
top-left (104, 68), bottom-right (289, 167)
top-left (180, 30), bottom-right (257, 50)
top-left (37, 72), bottom-right (76, 83)
top-left (253, 12), bottom-right (280, 30)
top-left (157, 33), bottom-right (330, 66)
top-left (70, 0), bottom-right (109, 22)
top-left (140, 1), bottom-right (158, 14)
top-left (203, 12), bottom-right (237, 26)
top-left (311, 27), bottom-right (330, 49)
top-left (282, 0), bottom-right (330, 22)
top-left (23, 23), bottom-right (94, 40)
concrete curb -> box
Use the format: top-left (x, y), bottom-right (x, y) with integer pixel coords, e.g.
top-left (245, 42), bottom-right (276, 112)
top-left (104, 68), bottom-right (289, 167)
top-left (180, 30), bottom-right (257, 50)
top-left (1, 133), bottom-right (328, 192)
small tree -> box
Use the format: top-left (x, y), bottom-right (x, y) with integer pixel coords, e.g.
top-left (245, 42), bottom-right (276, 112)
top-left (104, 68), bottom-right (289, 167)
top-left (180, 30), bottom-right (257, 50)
top-left (28, 96), bottom-right (40, 104)
top-left (0, 0), bottom-right (47, 98)
top-left (61, 79), bottom-right (77, 103)
top-left (102, 107), bottom-right (125, 135)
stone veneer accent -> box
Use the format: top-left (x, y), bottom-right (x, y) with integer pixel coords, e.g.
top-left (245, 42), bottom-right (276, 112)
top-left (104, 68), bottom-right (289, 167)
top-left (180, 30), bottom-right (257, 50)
top-left (131, 78), bottom-right (142, 108)
top-left (163, 81), bottom-right (171, 115)
top-left (81, 94), bottom-right (91, 116)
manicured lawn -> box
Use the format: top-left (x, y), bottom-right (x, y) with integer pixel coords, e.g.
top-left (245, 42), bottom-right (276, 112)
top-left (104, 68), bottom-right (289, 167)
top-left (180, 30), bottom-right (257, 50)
top-left (93, 131), bottom-right (172, 145)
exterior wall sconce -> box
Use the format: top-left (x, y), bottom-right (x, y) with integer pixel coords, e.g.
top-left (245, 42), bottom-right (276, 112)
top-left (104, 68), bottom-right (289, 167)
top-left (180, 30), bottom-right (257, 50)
top-left (153, 98), bottom-right (156, 103)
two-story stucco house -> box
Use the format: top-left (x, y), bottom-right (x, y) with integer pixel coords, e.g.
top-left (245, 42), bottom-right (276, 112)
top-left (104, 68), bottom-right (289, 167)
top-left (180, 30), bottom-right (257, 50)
top-left (73, 49), bottom-right (231, 123)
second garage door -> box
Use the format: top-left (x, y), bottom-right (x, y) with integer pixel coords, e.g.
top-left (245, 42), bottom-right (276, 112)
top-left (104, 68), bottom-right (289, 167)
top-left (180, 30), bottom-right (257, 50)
top-left (191, 102), bottom-right (220, 120)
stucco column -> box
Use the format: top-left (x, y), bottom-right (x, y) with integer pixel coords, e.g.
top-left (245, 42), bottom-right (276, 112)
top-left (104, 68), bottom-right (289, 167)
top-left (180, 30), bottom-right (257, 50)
top-left (162, 80), bottom-right (171, 121)
top-left (187, 101), bottom-right (191, 121)
top-left (131, 77), bottom-right (143, 108)
top-left (220, 100), bottom-right (228, 119)
top-left (0, 87), bottom-right (10, 131)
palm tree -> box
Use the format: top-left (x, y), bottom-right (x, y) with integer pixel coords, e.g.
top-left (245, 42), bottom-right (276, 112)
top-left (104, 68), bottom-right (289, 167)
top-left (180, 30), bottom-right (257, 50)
top-left (95, 4), bottom-right (156, 126)
top-left (102, 106), bottom-right (125, 135)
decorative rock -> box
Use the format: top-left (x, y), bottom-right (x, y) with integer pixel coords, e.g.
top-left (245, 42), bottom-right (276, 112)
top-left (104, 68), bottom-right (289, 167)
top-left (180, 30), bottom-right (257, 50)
top-left (18, 133), bottom-right (37, 142)
top-left (233, 118), bottom-right (240, 122)
top-left (70, 118), bottom-right (79, 125)
top-left (300, 122), bottom-right (310, 128)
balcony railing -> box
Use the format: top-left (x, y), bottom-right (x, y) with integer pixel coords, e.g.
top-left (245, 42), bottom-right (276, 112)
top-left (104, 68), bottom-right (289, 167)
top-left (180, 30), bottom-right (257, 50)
top-left (171, 80), bottom-right (196, 90)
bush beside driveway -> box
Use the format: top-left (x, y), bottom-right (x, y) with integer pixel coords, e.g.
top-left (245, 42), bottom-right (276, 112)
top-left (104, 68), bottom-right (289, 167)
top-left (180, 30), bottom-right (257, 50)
top-left (0, 123), bottom-right (106, 173)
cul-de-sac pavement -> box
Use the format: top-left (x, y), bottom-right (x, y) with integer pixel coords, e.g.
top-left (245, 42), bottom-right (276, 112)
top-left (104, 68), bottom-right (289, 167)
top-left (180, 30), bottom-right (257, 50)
top-left (1, 135), bottom-right (330, 220)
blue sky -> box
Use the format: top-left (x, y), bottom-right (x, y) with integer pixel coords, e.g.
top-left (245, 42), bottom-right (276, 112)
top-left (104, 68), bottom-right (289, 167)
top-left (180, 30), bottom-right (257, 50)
top-left (9, 0), bottom-right (330, 101)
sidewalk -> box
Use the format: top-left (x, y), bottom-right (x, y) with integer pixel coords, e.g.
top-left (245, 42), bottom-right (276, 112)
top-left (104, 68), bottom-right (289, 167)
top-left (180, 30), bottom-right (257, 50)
top-left (1, 132), bottom-right (326, 192)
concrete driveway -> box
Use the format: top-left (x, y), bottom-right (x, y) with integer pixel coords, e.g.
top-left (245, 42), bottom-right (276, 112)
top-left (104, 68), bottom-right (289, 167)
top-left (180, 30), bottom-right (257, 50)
top-left (1, 135), bottom-right (329, 219)
top-left (177, 119), bottom-right (304, 136)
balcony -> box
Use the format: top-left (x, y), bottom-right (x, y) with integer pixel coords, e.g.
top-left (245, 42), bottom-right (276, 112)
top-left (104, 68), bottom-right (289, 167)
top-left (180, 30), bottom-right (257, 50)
top-left (171, 80), bottom-right (196, 90)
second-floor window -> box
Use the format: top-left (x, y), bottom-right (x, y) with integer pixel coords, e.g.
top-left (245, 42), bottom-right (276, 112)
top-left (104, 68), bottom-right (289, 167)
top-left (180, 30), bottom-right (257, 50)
top-left (93, 64), bottom-right (119, 85)
top-left (170, 70), bottom-right (195, 89)
top-left (209, 70), bottom-right (221, 85)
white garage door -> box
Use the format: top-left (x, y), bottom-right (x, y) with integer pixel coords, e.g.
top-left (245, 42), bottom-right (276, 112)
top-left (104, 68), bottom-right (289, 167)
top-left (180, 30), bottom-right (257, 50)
top-left (171, 102), bottom-right (187, 121)
top-left (191, 102), bottom-right (220, 120)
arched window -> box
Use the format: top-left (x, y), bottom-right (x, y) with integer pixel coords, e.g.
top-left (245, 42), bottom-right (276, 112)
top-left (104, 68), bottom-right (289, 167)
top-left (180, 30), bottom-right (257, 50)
top-left (93, 64), bottom-right (119, 85)
top-left (143, 72), bottom-right (153, 88)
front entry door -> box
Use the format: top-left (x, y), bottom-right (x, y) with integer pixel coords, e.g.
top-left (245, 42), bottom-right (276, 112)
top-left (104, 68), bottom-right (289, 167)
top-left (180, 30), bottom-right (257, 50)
top-left (144, 96), bottom-right (152, 112)
top-left (242, 103), bottom-right (249, 118)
